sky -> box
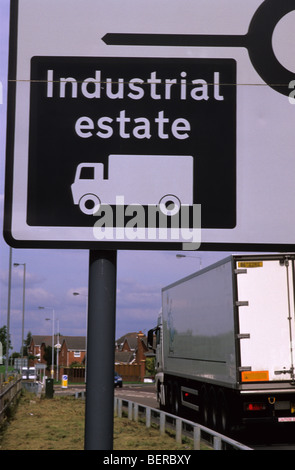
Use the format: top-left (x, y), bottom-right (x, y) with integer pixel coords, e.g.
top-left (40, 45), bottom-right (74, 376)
top-left (0, 0), bottom-right (271, 355)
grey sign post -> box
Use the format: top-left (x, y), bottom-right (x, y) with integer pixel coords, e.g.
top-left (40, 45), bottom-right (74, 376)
top-left (85, 250), bottom-right (117, 450)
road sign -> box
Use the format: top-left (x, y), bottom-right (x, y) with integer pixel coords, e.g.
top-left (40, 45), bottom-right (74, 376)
top-left (4, 0), bottom-right (295, 250)
top-left (62, 375), bottom-right (68, 389)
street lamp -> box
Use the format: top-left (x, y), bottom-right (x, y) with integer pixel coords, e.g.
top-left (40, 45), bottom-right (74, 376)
top-left (176, 254), bottom-right (202, 269)
top-left (13, 262), bottom-right (26, 363)
top-left (73, 291), bottom-right (88, 382)
top-left (39, 306), bottom-right (55, 379)
top-left (55, 318), bottom-right (61, 382)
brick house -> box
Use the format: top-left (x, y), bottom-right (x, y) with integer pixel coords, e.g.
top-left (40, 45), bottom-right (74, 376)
top-left (59, 336), bottom-right (86, 367)
top-left (28, 335), bottom-right (55, 366)
top-left (28, 335), bottom-right (86, 368)
top-left (115, 331), bottom-right (151, 382)
top-left (115, 331), bottom-right (149, 365)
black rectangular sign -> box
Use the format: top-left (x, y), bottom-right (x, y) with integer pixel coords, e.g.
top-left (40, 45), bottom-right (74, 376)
top-left (28, 56), bottom-right (236, 230)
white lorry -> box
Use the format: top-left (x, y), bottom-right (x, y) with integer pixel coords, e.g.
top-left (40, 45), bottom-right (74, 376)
top-left (71, 154), bottom-right (193, 216)
top-left (148, 254), bottom-right (295, 432)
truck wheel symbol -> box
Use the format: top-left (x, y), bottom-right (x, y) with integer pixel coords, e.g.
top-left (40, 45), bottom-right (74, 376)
top-left (79, 194), bottom-right (101, 215)
top-left (159, 195), bottom-right (181, 216)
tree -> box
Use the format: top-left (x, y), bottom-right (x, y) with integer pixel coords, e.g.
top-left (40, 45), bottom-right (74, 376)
top-left (43, 345), bottom-right (53, 368)
top-left (145, 356), bottom-right (156, 377)
top-left (24, 331), bottom-right (32, 356)
top-left (0, 325), bottom-right (13, 358)
top-left (43, 345), bottom-right (58, 370)
top-left (11, 351), bottom-right (21, 360)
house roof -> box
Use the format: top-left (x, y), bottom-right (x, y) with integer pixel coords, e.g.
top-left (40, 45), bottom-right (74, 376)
top-left (31, 335), bottom-right (55, 347)
top-left (31, 335), bottom-right (86, 350)
top-left (115, 351), bottom-right (135, 364)
top-left (115, 331), bottom-right (148, 350)
top-left (115, 332), bottom-right (138, 348)
top-left (31, 332), bottom-right (148, 353)
top-left (62, 336), bottom-right (86, 351)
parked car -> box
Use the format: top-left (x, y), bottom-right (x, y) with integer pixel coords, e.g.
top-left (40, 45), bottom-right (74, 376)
top-left (114, 371), bottom-right (123, 388)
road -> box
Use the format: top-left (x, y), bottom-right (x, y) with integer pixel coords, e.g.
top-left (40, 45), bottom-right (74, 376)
top-left (114, 383), bottom-right (158, 409)
top-left (54, 382), bottom-right (158, 409)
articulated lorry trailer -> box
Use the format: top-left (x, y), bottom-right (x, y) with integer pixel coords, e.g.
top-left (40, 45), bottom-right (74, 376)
top-left (148, 254), bottom-right (295, 432)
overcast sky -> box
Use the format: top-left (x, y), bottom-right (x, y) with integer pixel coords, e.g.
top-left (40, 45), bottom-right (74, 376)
top-left (0, 1), bottom-right (244, 354)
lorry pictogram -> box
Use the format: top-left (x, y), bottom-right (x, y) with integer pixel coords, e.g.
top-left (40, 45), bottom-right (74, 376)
top-left (71, 154), bottom-right (194, 216)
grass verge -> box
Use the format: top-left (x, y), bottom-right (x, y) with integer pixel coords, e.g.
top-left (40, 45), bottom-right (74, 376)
top-left (0, 391), bottom-right (209, 450)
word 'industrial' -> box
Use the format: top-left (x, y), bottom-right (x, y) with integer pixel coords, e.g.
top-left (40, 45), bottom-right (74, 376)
top-left (46, 69), bottom-right (225, 102)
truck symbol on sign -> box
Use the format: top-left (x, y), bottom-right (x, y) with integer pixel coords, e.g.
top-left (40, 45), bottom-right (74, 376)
top-left (71, 154), bottom-right (193, 216)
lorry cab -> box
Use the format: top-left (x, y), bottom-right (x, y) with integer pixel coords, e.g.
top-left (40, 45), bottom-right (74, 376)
top-left (148, 312), bottom-right (164, 406)
top-left (74, 163), bottom-right (103, 182)
top-left (71, 163), bottom-right (104, 215)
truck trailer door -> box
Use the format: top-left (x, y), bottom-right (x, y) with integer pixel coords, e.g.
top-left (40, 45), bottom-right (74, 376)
top-left (236, 258), bottom-right (295, 383)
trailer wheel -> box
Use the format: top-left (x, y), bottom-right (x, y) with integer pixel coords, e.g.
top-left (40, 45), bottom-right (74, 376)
top-left (217, 390), bottom-right (231, 434)
top-left (167, 381), bottom-right (174, 411)
top-left (200, 386), bottom-right (210, 427)
top-left (173, 383), bottom-right (181, 416)
top-left (209, 387), bottom-right (218, 430)
top-left (79, 194), bottom-right (101, 215)
top-left (158, 383), bottom-right (165, 410)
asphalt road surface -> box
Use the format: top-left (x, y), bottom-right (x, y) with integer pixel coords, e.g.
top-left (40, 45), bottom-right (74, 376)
top-left (114, 384), bottom-right (158, 409)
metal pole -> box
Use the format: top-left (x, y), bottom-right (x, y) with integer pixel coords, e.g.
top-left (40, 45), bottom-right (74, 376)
top-left (73, 292), bottom-right (88, 382)
top-left (56, 318), bottom-right (59, 382)
top-left (5, 248), bottom-right (12, 380)
top-left (84, 296), bottom-right (88, 383)
top-left (84, 250), bottom-right (117, 450)
top-left (21, 264), bottom-right (26, 359)
top-left (38, 306), bottom-right (55, 379)
top-left (14, 263), bottom-right (26, 360)
top-left (51, 309), bottom-right (55, 380)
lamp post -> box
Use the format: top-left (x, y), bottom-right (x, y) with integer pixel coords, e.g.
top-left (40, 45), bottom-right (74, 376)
top-left (13, 263), bottom-right (26, 363)
top-left (39, 306), bottom-right (55, 379)
top-left (5, 248), bottom-right (12, 381)
top-left (55, 318), bottom-right (61, 382)
top-left (73, 292), bottom-right (88, 382)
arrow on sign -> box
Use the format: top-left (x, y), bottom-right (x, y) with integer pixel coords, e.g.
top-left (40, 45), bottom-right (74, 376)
top-left (101, 33), bottom-right (247, 47)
